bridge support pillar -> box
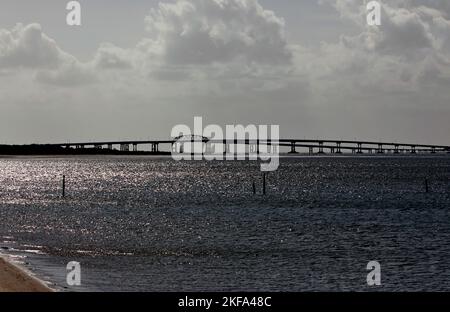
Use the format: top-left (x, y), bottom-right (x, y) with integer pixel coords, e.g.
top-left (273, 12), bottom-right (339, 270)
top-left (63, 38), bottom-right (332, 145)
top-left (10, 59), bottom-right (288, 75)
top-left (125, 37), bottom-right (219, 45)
top-left (221, 141), bottom-right (231, 156)
top-left (394, 145), bottom-right (399, 154)
top-left (120, 144), bottom-right (129, 152)
top-left (263, 140), bottom-right (271, 155)
top-left (133, 144), bottom-right (138, 152)
top-left (357, 143), bottom-right (363, 154)
top-left (290, 142), bottom-right (297, 154)
top-left (224, 143), bottom-right (232, 157)
top-left (336, 142), bottom-right (342, 154)
top-left (151, 143), bottom-right (159, 153)
top-left (309, 147), bottom-right (313, 155)
top-left (271, 143), bottom-right (278, 155)
top-left (108, 144), bottom-right (113, 150)
top-left (249, 143), bottom-right (255, 155)
top-left (377, 144), bottom-right (383, 154)
top-left (431, 147), bottom-right (436, 154)
top-left (318, 142), bottom-right (324, 154)
top-left (205, 142), bottom-right (212, 155)
top-left (411, 146), bottom-right (416, 154)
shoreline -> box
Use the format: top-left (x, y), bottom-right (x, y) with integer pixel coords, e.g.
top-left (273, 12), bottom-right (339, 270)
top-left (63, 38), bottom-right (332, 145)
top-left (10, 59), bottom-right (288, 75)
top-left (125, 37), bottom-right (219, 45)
top-left (0, 153), bottom-right (449, 159)
top-left (0, 254), bottom-right (53, 292)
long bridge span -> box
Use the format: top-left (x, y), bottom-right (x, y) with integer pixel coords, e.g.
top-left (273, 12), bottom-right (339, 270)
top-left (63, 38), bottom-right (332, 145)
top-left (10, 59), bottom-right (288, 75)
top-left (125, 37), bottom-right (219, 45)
top-left (50, 139), bottom-right (450, 155)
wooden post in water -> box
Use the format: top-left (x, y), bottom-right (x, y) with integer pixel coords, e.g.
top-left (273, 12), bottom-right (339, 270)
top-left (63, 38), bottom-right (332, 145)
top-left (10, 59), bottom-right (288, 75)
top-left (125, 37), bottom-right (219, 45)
top-left (252, 181), bottom-right (256, 195)
top-left (262, 173), bottom-right (266, 196)
top-left (425, 178), bottom-right (429, 193)
top-left (62, 175), bottom-right (66, 197)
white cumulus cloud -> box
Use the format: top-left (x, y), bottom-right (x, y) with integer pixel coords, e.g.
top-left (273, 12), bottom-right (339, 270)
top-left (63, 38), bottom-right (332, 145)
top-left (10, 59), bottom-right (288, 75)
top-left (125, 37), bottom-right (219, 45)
top-left (0, 23), bottom-right (74, 69)
top-left (141, 0), bottom-right (292, 66)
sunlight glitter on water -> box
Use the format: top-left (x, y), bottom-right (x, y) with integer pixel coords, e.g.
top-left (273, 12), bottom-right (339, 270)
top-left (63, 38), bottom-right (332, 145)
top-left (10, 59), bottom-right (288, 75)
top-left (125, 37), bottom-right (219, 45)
top-left (0, 156), bottom-right (450, 291)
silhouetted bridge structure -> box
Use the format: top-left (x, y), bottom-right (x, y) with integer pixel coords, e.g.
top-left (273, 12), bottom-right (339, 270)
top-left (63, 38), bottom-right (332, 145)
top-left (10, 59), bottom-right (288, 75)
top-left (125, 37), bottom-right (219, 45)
top-left (51, 139), bottom-right (450, 155)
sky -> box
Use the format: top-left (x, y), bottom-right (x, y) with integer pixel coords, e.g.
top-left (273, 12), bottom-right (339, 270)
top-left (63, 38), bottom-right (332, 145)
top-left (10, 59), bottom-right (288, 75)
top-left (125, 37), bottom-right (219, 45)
top-left (0, 0), bottom-right (449, 145)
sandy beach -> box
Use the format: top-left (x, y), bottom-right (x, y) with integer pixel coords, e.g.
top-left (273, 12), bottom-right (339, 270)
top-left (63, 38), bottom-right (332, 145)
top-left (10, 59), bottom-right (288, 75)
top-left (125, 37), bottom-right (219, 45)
top-left (0, 255), bottom-right (52, 292)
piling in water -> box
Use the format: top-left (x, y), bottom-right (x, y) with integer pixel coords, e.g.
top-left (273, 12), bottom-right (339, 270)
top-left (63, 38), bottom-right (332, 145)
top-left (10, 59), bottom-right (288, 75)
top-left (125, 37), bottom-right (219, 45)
top-left (262, 173), bottom-right (266, 196)
top-left (252, 181), bottom-right (256, 195)
top-left (425, 178), bottom-right (429, 193)
top-left (62, 175), bottom-right (66, 197)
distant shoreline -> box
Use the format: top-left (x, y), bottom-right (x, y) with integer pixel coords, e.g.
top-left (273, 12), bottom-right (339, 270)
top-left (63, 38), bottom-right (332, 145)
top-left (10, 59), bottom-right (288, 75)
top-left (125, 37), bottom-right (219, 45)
top-left (0, 144), bottom-right (449, 157)
top-left (0, 144), bottom-right (171, 156)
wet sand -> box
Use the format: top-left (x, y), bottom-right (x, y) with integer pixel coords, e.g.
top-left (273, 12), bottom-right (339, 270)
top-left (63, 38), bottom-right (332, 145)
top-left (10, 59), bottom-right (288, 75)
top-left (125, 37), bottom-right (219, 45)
top-left (0, 255), bottom-right (52, 292)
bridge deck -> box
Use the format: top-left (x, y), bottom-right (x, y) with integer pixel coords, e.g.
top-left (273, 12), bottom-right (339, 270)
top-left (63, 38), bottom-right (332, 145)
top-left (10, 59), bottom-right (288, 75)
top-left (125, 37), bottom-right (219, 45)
top-left (49, 139), bottom-right (450, 154)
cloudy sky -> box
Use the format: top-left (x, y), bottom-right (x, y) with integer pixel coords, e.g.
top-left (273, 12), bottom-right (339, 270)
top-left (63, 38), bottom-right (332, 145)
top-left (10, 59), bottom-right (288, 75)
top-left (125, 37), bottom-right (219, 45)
top-left (0, 0), bottom-right (449, 145)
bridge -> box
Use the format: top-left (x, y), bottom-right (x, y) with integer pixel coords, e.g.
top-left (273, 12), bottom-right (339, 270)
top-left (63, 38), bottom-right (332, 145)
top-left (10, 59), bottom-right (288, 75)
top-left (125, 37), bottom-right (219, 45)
top-left (50, 139), bottom-right (450, 155)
